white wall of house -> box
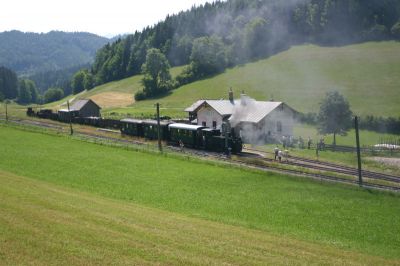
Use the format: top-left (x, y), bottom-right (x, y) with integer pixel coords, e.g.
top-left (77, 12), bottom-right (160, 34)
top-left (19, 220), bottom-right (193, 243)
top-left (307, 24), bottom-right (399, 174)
top-left (263, 106), bottom-right (295, 137)
top-left (236, 104), bottom-right (295, 144)
top-left (197, 106), bottom-right (223, 129)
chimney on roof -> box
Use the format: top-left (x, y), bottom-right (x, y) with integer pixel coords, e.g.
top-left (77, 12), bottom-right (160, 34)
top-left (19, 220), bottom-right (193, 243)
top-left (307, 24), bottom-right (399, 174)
top-left (228, 87), bottom-right (234, 103)
top-left (240, 92), bottom-right (249, 106)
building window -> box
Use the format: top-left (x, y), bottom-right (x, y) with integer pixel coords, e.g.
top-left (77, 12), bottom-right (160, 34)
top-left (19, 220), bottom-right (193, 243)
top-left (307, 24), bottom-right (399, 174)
top-left (277, 121), bottom-right (282, 132)
top-left (212, 121), bottom-right (217, 129)
top-left (202, 121), bottom-right (206, 127)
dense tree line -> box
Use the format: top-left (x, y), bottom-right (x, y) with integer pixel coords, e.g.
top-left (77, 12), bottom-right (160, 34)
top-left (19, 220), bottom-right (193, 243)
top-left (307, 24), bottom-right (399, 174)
top-left (28, 64), bottom-right (90, 95)
top-left (359, 116), bottom-right (400, 135)
top-left (78, 0), bottom-right (400, 99)
top-left (0, 31), bottom-right (109, 75)
top-left (0, 66), bottom-right (18, 101)
top-left (0, 66), bottom-right (43, 104)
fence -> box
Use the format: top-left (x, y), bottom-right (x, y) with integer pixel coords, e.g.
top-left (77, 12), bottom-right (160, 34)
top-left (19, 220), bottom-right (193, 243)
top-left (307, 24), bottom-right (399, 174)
top-left (323, 144), bottom-right (400, 156)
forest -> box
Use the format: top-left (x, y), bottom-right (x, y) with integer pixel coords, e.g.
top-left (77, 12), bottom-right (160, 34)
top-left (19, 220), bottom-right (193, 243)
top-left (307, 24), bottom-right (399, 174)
top-left (0, 31), bottom-right (109, 75)
top-left (77, 0), bottom-right (400, 98)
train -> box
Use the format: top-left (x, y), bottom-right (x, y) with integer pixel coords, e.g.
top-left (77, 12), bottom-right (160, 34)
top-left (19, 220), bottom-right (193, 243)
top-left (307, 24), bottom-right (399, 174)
top-left (27, 108), bottom-right (243, 154)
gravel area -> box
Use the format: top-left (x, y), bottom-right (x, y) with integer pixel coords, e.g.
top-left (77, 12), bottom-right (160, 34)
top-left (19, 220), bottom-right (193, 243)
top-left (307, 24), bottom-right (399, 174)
top-left (370, 157), bottom-right (400, 168)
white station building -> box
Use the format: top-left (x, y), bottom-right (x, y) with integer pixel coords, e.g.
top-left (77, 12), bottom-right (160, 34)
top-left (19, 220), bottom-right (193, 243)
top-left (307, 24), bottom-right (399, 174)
top-left (185, 90), bottom-right (297, 144)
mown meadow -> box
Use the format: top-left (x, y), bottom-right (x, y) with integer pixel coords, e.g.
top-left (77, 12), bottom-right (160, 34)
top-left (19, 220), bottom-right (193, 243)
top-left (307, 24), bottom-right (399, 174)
top-left (0, 123), bottom-right (399, 261)
top-left (2, 170), bottom-right (397, 265)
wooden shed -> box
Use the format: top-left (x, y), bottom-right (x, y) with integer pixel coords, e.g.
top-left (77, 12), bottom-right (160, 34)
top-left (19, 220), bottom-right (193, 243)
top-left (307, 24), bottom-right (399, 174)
top-left (59, 99), bottom-right (101, 120)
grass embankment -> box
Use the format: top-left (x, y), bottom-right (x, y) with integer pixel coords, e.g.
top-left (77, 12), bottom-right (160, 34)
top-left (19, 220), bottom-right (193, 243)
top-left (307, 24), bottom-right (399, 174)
top-left (294, 124), bottom-right (400, 147)
top-left (0, 124), bottom-right (399, 260)
top-left (2, 171), bottom-right (398, 265)
top-left (71, 41), bottom-right (400, 118)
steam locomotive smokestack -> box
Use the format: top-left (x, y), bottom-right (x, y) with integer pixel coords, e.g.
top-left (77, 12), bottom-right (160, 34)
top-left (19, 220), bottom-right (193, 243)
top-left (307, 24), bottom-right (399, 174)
top-left (229, 87), bottom-right (234, 103)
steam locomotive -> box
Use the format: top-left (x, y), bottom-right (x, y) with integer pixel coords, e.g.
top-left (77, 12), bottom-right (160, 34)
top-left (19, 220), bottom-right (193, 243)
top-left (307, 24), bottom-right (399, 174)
top-left (27, 108), bottom-right (243, 154)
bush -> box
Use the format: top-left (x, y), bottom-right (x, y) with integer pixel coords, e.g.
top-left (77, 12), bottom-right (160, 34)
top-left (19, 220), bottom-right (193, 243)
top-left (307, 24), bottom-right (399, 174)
top-left (298, 112), bottom-right (318, 125)
top-left (44, 88), bottom-right (64, 103)
top-left (134, 90), bottom-right (146, 101)
top-left (359, 115), bottom-right (400, 134)
top-left (175, 66), bottom-right (196, 87)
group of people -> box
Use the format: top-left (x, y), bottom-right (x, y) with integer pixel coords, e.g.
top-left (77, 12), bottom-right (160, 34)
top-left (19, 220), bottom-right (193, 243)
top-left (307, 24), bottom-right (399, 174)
top-left (274, 136), bottom-right (325, 162)
top-left (274, 146), bottom-right (289, 162)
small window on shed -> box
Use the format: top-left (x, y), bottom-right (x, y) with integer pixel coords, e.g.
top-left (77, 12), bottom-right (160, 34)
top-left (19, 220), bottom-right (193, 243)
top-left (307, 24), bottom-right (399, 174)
top-left (202, 121), bottom-right (206, 127)
top-left (212, 121), bottom-right (217, 129)
top-left (277, 121), bottom-right (282, 132)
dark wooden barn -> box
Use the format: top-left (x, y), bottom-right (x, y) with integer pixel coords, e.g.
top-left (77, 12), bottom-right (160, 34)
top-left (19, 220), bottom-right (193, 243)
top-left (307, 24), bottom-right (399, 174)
top-left (59, 99), bottom-right (101, 121)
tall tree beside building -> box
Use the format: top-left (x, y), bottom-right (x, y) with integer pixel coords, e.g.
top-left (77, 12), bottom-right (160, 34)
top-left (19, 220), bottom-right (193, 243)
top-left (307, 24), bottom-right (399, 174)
top-left (317, 91), bottom-right (353, 145)
top-left (71, 69), bottom-right (94, 94)
top-left (71, 70), bottom-right (85, 94)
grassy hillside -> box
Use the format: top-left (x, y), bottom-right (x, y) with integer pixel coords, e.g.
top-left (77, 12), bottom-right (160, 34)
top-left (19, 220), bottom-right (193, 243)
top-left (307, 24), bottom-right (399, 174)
top-left (2, 170), bottom-right (397, 265)
top-left (0, 124), bottom-right (399, 260)
top-left (63, 41), bottom-right (400, 119)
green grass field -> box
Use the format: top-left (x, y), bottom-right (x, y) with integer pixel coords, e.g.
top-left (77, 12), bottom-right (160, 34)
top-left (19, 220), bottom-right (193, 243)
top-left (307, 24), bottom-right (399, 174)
top-left (2, 170), bottom-right (397, 265)
top-left (0, 124), bottom-right (399, 262)
top-left (60, 41), bottom-right (400, 118)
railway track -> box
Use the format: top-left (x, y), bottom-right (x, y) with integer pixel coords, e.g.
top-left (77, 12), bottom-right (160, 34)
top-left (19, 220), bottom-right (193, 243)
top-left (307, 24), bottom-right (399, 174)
top-left (245, 147), bottom-right (400, 184)
top-left (2, 116), bottom-right (399, 192)
top-left (183, 149), bottom-right (400, 192)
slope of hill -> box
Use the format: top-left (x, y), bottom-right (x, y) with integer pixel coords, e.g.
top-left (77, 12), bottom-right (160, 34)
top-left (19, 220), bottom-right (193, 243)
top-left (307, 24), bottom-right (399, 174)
top-left (87, 0), bottom-right (400, 88)
top-left (62, 41), bottom-right (400, 118)
top-left (0, 30), bottom-right (109, 75)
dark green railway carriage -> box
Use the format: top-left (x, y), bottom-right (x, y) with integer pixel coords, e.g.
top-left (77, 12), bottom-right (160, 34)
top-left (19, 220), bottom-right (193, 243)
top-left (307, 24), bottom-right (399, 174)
top-left (120, 118), bottom-right (144, 137)
top-left (142, 120), bottom-right (171, 140)
top-left (200, 128), bottom-right (221, 150)
top-left (169, 123), bottom-right (206, 148)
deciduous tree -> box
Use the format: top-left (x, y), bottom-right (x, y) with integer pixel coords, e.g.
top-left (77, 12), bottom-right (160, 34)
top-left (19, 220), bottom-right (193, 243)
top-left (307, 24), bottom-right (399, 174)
top-left (138, 48), bottom-right (172, 99)
top-left (317, 91), bottom-right (353, 145)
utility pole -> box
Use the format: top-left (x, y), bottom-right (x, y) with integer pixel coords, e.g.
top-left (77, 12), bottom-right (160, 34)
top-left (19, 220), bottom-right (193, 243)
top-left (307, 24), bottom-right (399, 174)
top-left (355, 116), bottom-right (363, 186)
top-left (5, 101), bottom-right (8, 121)
top-left (67, 100), bottom-right (73, 135)
top-left (156, 103), bottom-right (162, 152)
